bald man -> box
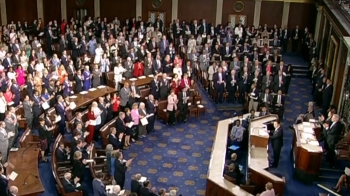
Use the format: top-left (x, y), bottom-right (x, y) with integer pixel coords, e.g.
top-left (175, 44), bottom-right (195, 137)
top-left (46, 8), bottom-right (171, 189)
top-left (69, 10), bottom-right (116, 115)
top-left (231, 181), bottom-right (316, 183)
top-left (9, 186), bottom-right (18, 196)
top-left (107, 185), bottom-right (121, 196)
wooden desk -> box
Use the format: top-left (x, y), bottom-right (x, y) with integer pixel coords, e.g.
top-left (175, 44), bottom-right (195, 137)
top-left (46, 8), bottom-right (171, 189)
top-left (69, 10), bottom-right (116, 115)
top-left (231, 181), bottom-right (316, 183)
top-left (249, 116), bottom-right (285, 195)
top-left (206, 113), bottom-right (252, 196)
top-left (69, 86), bottom-right (116, 111)
top-left (121, 76), bottom-right (154, 87)
top-left (7, 148), bottom-right (44, 196)
top-left (293, 121), bottom-right (323, 184)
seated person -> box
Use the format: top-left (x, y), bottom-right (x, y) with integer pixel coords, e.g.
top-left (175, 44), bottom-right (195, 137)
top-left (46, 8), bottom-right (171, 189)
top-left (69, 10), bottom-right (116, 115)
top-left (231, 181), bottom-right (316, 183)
top-left (272, 90), bottom-right (285, 118)
top-left (74, 122), bottom-right (89, 141)
top-left (224, 163), bottom-right (243, 184)
top-left (131, 173), bottom-right (142, 195)
top-left (259, 105), bottom-right (269, 116)
top-left (333, 165), bottom-right (350, 193)
top-left (56, 143), bottom-right (70, 162)
top-left (247, 109), bottom-right (256, 122)
top-left (62, 172), bottom-right (83, 193)
top-left (230, 120), bottom-right (245, 146)
top-left (257, 182), bottom-right (275, 196)
top-left (226, 153), bottom-right (238, 168)
top-left (109, 185), bottom-right (121, 195)
top-left (139, 180), bottom-right (158, 196)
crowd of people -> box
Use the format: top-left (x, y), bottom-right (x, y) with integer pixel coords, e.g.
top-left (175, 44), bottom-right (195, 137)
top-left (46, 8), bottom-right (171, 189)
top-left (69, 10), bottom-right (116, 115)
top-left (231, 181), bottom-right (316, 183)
top-left (0, 10), bottom-right (331, 195)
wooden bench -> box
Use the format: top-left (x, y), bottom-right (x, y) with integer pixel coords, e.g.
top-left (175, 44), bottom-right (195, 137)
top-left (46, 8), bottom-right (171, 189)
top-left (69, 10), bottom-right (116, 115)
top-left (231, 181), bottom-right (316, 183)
top-left (52, 134), bottom-right (82, 196)
top-left (140, 87), bottom-right (151, 103)
top-left (88, 147), bottom-right (111, 185)
top-left (19, 128), bottom-right (40, 148)
top-left (99, 117), bottom-right (118, 149)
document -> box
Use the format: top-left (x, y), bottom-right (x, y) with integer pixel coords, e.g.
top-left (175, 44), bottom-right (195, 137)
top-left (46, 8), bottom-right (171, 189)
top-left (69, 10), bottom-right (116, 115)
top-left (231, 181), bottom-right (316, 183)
top-left (7, 101), bottom-right (14, 106)
top-left (89, 88), bottom-right (97, 91)
top-left (89, 120), bottom-right (96, 126)
top-left (85, 159), bottom-right (94, 163)
top-left (80, 91), bottom-right (88, 94)
top-left (197, 105), bottom-right (204, 108)
top-left (42, 102), bottom-right (50, 110)
top-left (97, 86), bottom-right (106, 89)
top-left (148, 74), bottom-right (154, 77)
top-left (139, 176), bottom-right (147, 183)
top-left (146, 113), bottom-right (154, 118)
top-left (138, 76), bottom-right (146, 79)
top-left (69, 102), bottom-right (76, 110)
top-left (9, 171), bottom-right (18, 181)
top-left (70, 95), bottom-right (77, 99)
top-left (55, 115), bottom-right (61, 123)
top-left (127, 121), bottom-right (134, 128)
top-left (141, 118), bottom-right (148, 126)
top-left (228, 145), bottom-right (240, 151)
top-left (129, 78), bottom-right (137, 81)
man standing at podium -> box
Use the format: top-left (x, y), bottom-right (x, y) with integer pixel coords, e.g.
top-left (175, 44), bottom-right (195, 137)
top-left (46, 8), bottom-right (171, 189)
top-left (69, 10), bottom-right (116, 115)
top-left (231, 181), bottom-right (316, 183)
top-left (269, 120), bottom-right (284, 168)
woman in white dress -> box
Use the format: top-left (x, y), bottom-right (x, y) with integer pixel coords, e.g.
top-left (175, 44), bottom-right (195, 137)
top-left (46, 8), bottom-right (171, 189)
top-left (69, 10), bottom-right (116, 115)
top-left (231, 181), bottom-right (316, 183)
top-left (9, 29), bottom-right (16, 45)
top-left (114, 63), bottom-right (125, 90)
top-left (173, 63), bottom-right (182, 79)
top-left (19, 32), bottom-right (28, 48)
top-left (187, 35), bottom-right (196, 54)
top-left (94, 44), bottom-right (103, 64)
top-left (20, 50), bottom-right (28, 71)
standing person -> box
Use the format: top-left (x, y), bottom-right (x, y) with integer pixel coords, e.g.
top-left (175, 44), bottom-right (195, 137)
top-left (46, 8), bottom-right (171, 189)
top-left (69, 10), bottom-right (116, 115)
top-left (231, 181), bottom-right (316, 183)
top-left (0, 121), bottom-right (11, 164)
top-left (146, 95), bottom-right (157, 133)
top-left (38, 117), bottom-right (53, 162)
top-left (86, 102), bottom-right (101, 143)
top-left (138, 102), bottom-right (147, 138)
top-left (0, 163), bottom-right (8, 196)
top-left (0, 92), bottom-right (6, 121)
top-left (268, 120), bottom-right (283, 168)
top-left (23, 96), bottom-right (33, 129)
top-left (83, 66), bottom-right (92, 91)
top-left (119, 82), bottom-right (130, 112)
top-left (178, 87), bottom-right (189, 123)
top-left (4, 112), bottom-right (16, 148)
top-left (92, 173), bottom-right (107, 196)
top-left (56, 95), bottom-right (67, 135)
top-left (167, 90), bottom-right (178, 126)
top-left (92, 64), bottom-right (101, 88)
top-left (114, 152), bottom-right (133, 190)
top-left (284, 64), bottom-right (293, 95)
top-left (131, 103), bottom-right (140, 140)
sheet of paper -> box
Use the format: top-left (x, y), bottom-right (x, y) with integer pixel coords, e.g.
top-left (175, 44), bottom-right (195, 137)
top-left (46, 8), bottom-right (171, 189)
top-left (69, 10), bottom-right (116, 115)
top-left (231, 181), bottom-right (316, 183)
top-left (148, 75), bottom-right (154, 77)
top-left (309, 119), bottom-right (317, 123)
top-left (197, 105), bottom-right (204, 108)
top-left (7, 101), bottom-right (14, 106)
top-left (127, 121), bottom-right (134, 128)
top-left (9, 171), bottom-right (18, 181)
top-left (258, 129), bottom-right (269, 137)
top-left (55, 115), bottom-right (61, 123)
top-left (89, 120), bottom-right (96, 126)
top-left (69, 102), bottom-right (76, 110)
top-left (42, 102), bottom-right (50, 110)
top-left (70, 95), bottom-right (77, 99)
top-left (138, 76), bottom-right (146, 79)
top-left (345, 167), bottom-right (350, 176)
top-left (308, 141), bottom-right (319, 146)
top-left (97, 86), bottom-right (106, 89)
top-left (85, 159), bottom-right (94, 163)
top-left (146, 113), bottom-right (154, 118)
top-left (303, 122), bottom-right (312, 127)
top-left (106, 185), bottom-right (114, 193)
top-left (129, 78), bottom-right (137, 81)
top-left (301, 132), bottom-right (315, 140)
top-left (139, 176), bottom-right (147, 183)
top-left (89, 88), bottom-right (96, 91)
top-left (141, 118), bottom-right (148, 126)
top-left (303, 127), bottom-right (314, 134)
top-left (80, 91), bottom-right (88, 94)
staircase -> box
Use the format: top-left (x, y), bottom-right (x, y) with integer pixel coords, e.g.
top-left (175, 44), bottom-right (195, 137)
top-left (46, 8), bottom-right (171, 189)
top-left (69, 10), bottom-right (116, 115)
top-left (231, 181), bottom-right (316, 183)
top-left (292, 64), bottom-right (309, 78)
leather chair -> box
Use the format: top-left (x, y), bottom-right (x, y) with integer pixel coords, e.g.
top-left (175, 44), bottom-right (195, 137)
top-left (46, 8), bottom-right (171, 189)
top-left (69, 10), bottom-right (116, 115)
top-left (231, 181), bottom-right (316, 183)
top-left (140, 87), bottom-right (151, 102)
top-left (99, 117), bottom-right (118, 148)
top-left (89, 147), bottom-right (111, 185)
top-left (157, 100), bottom-right (169, 122)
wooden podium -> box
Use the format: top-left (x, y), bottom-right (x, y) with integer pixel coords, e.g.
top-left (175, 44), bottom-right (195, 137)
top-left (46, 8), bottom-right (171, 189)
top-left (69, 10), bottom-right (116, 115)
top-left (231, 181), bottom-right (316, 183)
top-left (293, 121), bottom-right (323, 184)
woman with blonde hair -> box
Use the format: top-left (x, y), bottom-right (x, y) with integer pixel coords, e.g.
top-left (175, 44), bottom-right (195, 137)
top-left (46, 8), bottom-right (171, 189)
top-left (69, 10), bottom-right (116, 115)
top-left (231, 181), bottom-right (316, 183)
top-left (20, 50), bottom-right (28, 70)
top-left (83, 65), bottom-right (92, 91)
top-left (72, 151), bottom-right (87, 182)
top-left (86, 102), bottom-right (101, 143)
top-left (58, 65), bottom-right (67, 84)
top-left (167, 90), bottom-right (178, 126)
top-left (257, 182), bottom-right (275, 196)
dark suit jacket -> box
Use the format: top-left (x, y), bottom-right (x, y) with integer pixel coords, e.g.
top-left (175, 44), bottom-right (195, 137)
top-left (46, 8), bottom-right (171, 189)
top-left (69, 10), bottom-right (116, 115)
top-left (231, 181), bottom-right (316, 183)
top-left (139, 187), bottom-right (153, 196)
top-left (322, 84), bottom-right (333, 105)
top-left (56, 148), bottom-right (68, 162)
top-left (273, 94), bottom-right (285, 106)
top-left (75, 75), bottom-right (83, 93)
top-left (114, 159), bottom-right (127, 184)
top-left (108, 134), bottom-right (122, 150)
top-left (62, 179), bottom-right (77, 193)
top-left (72, 159), bottom-right (85, 180)
top-left (130, 179), bottom-right (142, 195)
top-left (0, 175), bottom-right (8, 196)
top-left (116, 117), bottom-right (125, 135)
top-left (327, 121), bottom-right (343, 149)
top-left (213, 72), bottom-right (226, 84)
top-left (92, 178), bottom-right (107, 196)
top-left (56, 103), bottom-right (66, 124)
top-left (269, 127), bottom-right (284, 149)
top-left (146, 99), bottom-right (155, 114)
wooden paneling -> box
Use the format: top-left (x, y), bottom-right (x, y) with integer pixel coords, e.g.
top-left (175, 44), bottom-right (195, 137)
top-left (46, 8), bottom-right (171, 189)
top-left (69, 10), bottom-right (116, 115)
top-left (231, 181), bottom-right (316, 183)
top-left (142, 0), bottom-right (172, 25)
top-left (178, 0), bottom-right (216, 24)
top-left (100, 0), bottom-right (136, 23)
top-left (66, 0), bottom-right (94, 21)
top-left (333, 46), bottom-right (347, 108)
top-left (222, 0), bottom-right (255, 26)
top-left (260, 1), bottom-right (283, 27)
top-left (6, 0), bottom-right (37, 23)
top-left (43, 0), bottom-right (61, 23)
top-left (288, 3), bottom-right (317, 31)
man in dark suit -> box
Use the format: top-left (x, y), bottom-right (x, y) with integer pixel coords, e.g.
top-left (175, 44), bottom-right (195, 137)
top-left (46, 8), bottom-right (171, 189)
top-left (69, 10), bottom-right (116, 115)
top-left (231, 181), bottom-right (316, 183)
top-left (291, 25), bottom-right (300, 53)
top-left (56, 143), bottom-right (69, 162)
top-left (75, 70), bottom-right (83, 93)
top-left (326, 114), bottom-right (342, 165)
top-left (23, 95), bottom-right (33, 130)
top-left (146, 95), bottom-right (156, 133)
top-left (269, 120), bottom-right (283, 167)
top-left (92, 173), bottom-right (107, 196)
top-left (178, 88), bottom-right (190, 123)
top-left (0, 164), bottom-right (9, 196)
top-left (61, 172), bottom-right (81, 193)
top-left (109, 130), bottom-right (123, 151)
top-left (130, 174), bottom-right (142, 195)
top-left (10, 80), bottom-right (20, 106)
top-left (281, 26), bottom-right (289, 53)
top-left (31, 90), bottom-right (42, 129)
top-left (259, 105), bottom-right (269, 116)
top-left (222, 42), bottom-right (232, 61)
top-left (273, 90), bottom-right (285, 119)
top-left (273, 71), bottom-right (285, 93)
top-left (61, 50), bottom-right (69, 67)
top-left (213, 67), bottom-right (226, 104)
top-left (139, 180), bottom-right (158, 196)
top-left (322, 78), bottom-right (333, 116)
top-left (114, 152), bottom-right (133, 190)
top-left (56, 95), bottom-right (66, 135)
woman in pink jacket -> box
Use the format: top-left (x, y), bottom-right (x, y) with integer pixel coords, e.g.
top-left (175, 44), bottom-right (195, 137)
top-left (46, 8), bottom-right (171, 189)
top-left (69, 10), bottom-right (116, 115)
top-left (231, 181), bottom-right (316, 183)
top-left (167, 90), bottom-right (178, 126)
top-left (131, 103), bottom-right (140, 140)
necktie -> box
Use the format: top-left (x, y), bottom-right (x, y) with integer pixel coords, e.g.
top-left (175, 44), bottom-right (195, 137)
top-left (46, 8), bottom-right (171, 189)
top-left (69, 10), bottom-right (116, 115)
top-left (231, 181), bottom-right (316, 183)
top-left (264, 94), bottom-right (267, 102)
top-left (278, 95), bottom-right (281, 104)
top-left (183, 92), bottom-right (186, 104)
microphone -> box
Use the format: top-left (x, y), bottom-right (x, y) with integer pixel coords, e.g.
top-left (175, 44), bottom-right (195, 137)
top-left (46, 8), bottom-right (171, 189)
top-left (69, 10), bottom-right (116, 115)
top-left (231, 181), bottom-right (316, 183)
top-left (23, 172), bottom-right (39, 185)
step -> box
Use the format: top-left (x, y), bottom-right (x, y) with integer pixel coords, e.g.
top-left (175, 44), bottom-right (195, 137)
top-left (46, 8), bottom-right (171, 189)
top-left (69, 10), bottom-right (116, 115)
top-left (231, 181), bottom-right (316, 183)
top-left (292, 64), bottom-right (309, 68)
top-left (293, 68), bottom-right (309, 73)
top-left (293, 73), bottom-right (308, 77)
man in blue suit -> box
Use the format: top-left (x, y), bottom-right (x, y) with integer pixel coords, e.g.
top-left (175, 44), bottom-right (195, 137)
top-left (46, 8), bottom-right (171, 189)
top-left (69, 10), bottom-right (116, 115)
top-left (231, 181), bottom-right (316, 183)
top-left (92, 173), bottom-right (107, 196)
top-left (10, 79), bottom-right (20, 106)
top-left (213, 67), bottom-right (226, 104)
top-left (56, 95), bottom-right (66, 135)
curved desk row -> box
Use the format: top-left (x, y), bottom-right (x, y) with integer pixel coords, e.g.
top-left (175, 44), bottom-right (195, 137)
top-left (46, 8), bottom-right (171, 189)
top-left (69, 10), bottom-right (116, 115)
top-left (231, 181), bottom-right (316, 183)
top-left (206, 114), bottom-right (285, 196)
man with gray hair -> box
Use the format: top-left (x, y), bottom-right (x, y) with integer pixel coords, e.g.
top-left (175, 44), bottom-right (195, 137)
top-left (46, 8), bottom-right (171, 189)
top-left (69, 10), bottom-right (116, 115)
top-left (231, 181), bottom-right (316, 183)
top-left (107, 185), bottom-right (121, 196)
top-left (326, 114), bottom-right (342, 166)
top-left (169, 189), bottom-right (177, 196)
top-left (9, 186), bottom-right (18, 195)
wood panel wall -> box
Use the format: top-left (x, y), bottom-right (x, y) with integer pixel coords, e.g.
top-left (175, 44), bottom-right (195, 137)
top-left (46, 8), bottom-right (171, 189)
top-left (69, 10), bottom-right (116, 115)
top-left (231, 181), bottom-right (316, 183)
top-left (66, 0), bottom-right (94, 21)
top-left (178, 0), bottom-right (217, 24)
top-left (6, 0), bottom-right (38, 23)
top-left (288, 3), bottom-right (317, 32)
top-left (142, 0), bottom-right (172, 26)
top-left (100, 0), bottom-right (136, 23)
top-left (260, 1), bottom-right (283, 27)
top-left (43, 0), bottom-right (61, 23)
top-left (222, 0), bottom-right (255, 26)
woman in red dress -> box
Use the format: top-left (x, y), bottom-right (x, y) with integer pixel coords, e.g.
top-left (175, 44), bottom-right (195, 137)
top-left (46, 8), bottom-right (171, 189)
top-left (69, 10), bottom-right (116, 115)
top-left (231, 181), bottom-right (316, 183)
top-left (173, 55), bottom-right (183, 68)
top-left (111, 93), bottom-right (120, 118)
top-left (60, 19), bottom-right (67, 35)
top-left (171, 74), bottom-right (180, 95)
top-left (86, 102), bottom-right (98, 143)
top-left (133, 60), bottom-right (144, 77)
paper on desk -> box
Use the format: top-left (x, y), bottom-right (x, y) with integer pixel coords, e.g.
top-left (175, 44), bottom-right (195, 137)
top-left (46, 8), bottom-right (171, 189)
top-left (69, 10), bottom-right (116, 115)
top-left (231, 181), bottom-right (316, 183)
top-left (89, 120), bottom-right (96, 126)
top-left (9, 171), bottom-right (18, 181)
top-left (55, 115), bottom-right (61, 123)
top-left (139, 176), bottom-right (147, 183)
top-left (70, 95), bottom-right (77, 99)
top-left (127, 121), bottom-right (134, 128)
top-left (308, 141), bottom-right (319, 146)
top-left (303, 127), bottom-right (314, 134)
top-left (138, 76), bottom-right (146, 79)
top-left (80, 91), bottom-right (88, 94)
top-left (42, 102), bottom-right (50, 110)
top-left (97, 85), bottom-right (106, 89)
top-left (129, 78), bottom-right (137, 81)
top-left (309, 119), bottom-right (317, 123)
top-left (148, 74), bottom-right (154, 77)
top-left (85, 159), bottom-right (94, 163)
top-left (302, 144), bottom-right (322, 152)
top-left (301, 132), bottom-right (315, 140)
top-left (10, 148), bottom-right (18, 151)
top-left (345, 167), bottom-right (350, 176)
top-left (258, 129), bottom-right (269, 137)
top-left (141, 118), bottom-right (148, 126)
top-left (303, 122), bottom-right (312, 127)
top-left (69, 102), bottom-right (76, 110)
top-left (89, 88), bottom-right (97, 91)
top-left (7, 101), bottom-right (14, 106)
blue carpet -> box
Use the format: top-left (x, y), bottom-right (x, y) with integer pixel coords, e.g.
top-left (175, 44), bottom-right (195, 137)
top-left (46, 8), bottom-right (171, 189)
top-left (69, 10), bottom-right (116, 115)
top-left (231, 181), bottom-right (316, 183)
top-left (28, 54), bottom-right (336, 196)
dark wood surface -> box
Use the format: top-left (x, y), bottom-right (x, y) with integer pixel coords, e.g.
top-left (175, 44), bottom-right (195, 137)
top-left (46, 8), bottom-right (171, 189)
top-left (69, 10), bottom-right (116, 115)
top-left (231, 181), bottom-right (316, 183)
top-left (7, 148), bottom-right (44, 196)
top-left (120, 76), bottom-right (154, 87)
top-left (69, 86), bottom-right (116, 111)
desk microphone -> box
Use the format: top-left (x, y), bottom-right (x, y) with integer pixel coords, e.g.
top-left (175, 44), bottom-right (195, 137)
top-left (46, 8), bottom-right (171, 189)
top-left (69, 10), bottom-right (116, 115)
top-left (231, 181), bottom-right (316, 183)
top-left (23, 172), bottom-right (39, 185)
